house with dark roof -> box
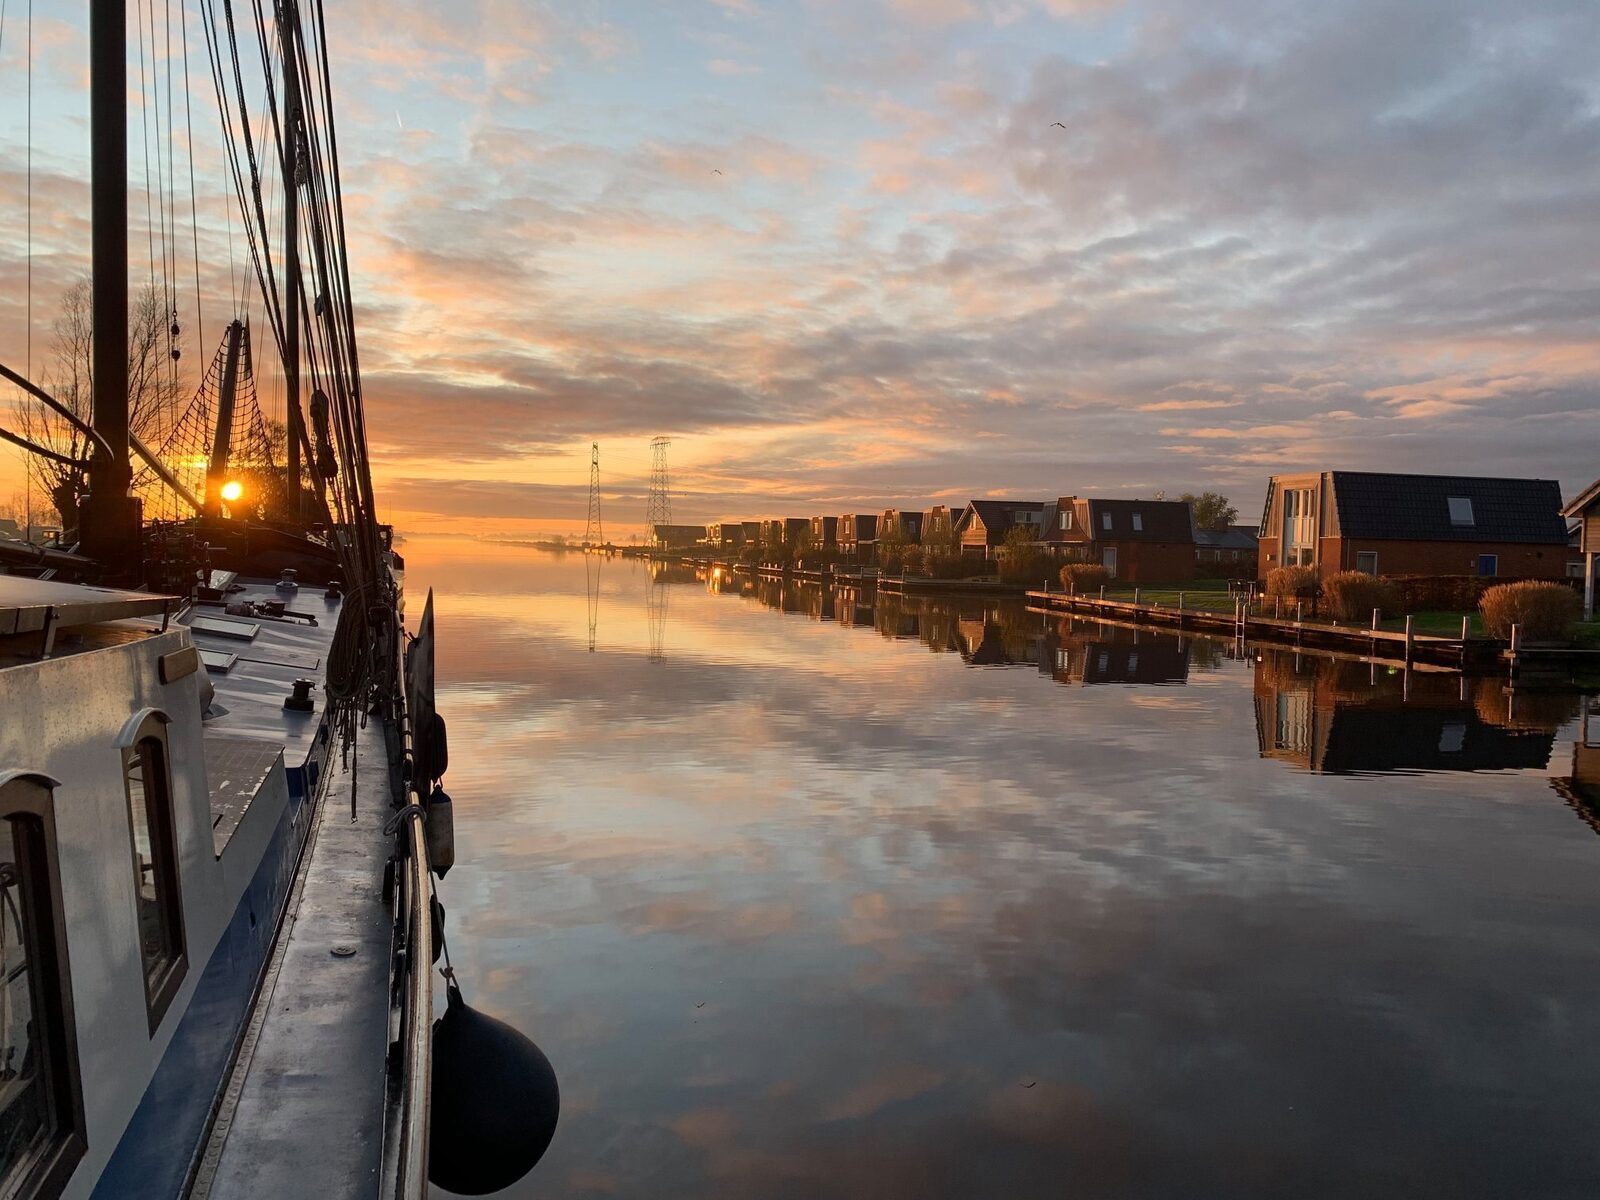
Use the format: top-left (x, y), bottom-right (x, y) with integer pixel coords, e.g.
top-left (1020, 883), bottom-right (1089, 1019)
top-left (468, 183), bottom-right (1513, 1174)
top-left (877, 509), bottom-right (924, 543)
top-left (838, 514), bottom-right (878, 560)
top-left (1194, 524), bottom-right (1259, 575)
top-left (809, 515), bottom-right (838, 549)
top-left (1041, 497), bottom-right (1195, 581)
top-left (1256, 471), bottom-right (1570, 582)
top-left (955, 500), bottom-right (1045, 556)
top-left (706, 521), bottom-right (745, 550)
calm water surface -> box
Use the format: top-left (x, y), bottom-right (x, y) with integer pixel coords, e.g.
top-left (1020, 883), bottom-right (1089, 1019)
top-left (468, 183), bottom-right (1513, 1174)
top-left (408, 540), bottom-right (1600, 1200)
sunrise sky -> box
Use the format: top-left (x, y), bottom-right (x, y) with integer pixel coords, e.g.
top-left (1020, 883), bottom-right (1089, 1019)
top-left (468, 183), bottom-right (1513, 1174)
top-left (2, 0), bottom-right (1598, 536)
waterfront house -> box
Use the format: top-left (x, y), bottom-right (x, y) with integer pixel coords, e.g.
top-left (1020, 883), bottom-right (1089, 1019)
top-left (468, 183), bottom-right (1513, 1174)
top-left (838, 514), bottom-right (878, 560)
top-left (706, 521), bottom-right (745, 550)
top-left (759, 519), bottom-right (785, 550)
top-left (1041, 497), bottom-right (1195, 582)
top-left (924, 505), bottom-right (955, 549)
top-left (741, 520), bottom-right (763, 547)
top-left (1563, 476), bottom-right (1600, 617)
top-left (809, 515), bottom-right (838, 549)
top-left (1256, 471), bottom-right (1570, 581)
top-left (784, 517), bottom-right (811, 546)
top-left (877, 509), bottom-right (925, 543)
top-left (1194, 524), bottom-right (1260, 575)
top-left (955, 500), bottom-right (1045, 556)
top-left (650, 523), bottom-right (707, 550)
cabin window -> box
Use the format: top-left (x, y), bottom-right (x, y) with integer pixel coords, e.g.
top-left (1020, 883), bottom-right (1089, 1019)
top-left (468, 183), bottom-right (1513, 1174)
top-left (1356, 551), bottom-right (1378, 576)
top-left (0, 777), bottom-right (86, 1199)
top-left (1131, 513), bottom-right (1143, 532)
top-left (1477, 554), bottom-right (1498, 578)
top-left (1448, 497), bottom-right (1475, 527)
top-left (122, 718), bottom-right (187, 1030)
top-left (1101, 512), bottom-right (1113, 531)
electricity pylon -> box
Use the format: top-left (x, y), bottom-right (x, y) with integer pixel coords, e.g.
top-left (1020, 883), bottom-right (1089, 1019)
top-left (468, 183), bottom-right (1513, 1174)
top-left (584, 442), bottom-right (603, 547)
top-left (644, 436), bottom-right (671, 547)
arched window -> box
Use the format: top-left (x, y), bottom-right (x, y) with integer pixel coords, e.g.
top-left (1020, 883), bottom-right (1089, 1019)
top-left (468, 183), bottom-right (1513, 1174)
top-left (120, 714), bottom-right (187, 1030)
top-left (0, 773), bottom-right (86, 1200)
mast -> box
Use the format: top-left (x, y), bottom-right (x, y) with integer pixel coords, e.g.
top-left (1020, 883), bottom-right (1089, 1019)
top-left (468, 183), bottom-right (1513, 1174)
top-left (84, 0), bottom-right (140, 576)
top-left (206, 320), bottom-right (245, 514)
top-left (281, 0), bottom-right (304, 525)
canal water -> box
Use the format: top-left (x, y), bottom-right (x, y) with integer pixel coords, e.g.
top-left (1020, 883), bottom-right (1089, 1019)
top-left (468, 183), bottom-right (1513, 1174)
top-left (409, 540), bottom-right (1600, 1200)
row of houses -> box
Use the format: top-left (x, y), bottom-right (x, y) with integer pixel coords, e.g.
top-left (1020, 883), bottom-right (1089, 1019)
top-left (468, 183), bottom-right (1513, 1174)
top-left (665, 470), bottom-right (1600, 606)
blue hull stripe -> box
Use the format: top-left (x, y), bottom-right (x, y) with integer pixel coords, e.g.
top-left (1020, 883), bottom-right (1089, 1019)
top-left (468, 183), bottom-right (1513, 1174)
top-left (92, 777), bottom-right (317, 1200)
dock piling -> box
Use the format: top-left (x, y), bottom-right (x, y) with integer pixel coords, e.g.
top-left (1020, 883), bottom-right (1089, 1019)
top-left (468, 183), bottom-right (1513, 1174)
top-left (1404, 615), bottom-right (1415, 665)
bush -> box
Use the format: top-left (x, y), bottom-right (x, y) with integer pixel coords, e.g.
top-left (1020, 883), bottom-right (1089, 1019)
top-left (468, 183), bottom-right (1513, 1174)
top-left (1322, 571), bottom-right (1398, 623)
top-left (1265, 566), bottom-right (1319, 601)
top-left (1479, 581), bottom-right (1581, 641)
top-left (1059, 563), bottom-right (1110, 592)
top-left (1385, 575), bottom-right (1499, 613)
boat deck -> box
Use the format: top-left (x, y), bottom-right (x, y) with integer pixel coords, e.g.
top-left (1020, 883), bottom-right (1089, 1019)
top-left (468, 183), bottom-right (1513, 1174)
top-left (191, 713), bottom-right (397, 1200)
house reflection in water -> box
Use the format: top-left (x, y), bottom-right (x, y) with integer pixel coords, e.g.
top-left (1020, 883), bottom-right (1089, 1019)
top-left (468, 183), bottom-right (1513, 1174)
top-left (1253, 651), bottom-right (1575, 774)
top-left (1550, 700), bottom-right (1600, 833)
top-left (1038, 618), bottom-right (1191, 686)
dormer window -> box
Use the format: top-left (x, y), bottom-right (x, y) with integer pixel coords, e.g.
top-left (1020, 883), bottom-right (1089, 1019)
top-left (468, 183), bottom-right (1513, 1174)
top-left (1102, 511), bottom-right (1113, 531)
top-left (1059, 510), bottom-right (1073, 531)
top-left (1132, 513), bottom-right (1143, 532)
top-left (1448, 497), bottom-right (1474, 527)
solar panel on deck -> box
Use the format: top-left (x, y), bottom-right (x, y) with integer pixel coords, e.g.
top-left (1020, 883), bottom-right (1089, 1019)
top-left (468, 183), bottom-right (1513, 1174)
top-left (0, 575), bottom-right (175, 636)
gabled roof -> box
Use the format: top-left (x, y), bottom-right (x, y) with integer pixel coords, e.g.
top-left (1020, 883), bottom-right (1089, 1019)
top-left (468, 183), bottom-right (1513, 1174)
top-left (1329, 472), bottom-right (1567, 544)
top-left (962, 499), bottom-right (1044, 538)
top-left (1083, 498), bottom-right (1194, 544)
top-left (1564, 477), bottom-right (1600, 518)
top-left (1194, 524), bottom-right (1260, 550)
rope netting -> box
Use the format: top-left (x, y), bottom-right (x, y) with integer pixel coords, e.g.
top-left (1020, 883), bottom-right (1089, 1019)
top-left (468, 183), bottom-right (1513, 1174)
top-left (136, 321), bottom-right (280, 522)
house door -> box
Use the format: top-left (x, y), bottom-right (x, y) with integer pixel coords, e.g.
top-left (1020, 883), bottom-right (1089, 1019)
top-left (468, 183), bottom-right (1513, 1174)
top-left (1102, 547), bottom-right (1117, 577)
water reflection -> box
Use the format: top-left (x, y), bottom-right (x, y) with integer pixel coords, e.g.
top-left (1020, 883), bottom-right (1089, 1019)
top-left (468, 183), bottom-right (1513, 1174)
top-left (404, 545), bottom-right (1600, 1200)
top-left (1252, 651), bottom-right (1577, 775)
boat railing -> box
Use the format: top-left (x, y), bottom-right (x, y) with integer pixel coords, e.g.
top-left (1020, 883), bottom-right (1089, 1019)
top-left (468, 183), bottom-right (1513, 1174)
top-left (388, 626), bottom-right (433, 1200)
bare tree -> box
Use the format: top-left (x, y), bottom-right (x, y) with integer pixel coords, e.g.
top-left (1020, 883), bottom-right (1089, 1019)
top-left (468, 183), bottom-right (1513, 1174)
top-left (13, 279), bottom-right (187, 531)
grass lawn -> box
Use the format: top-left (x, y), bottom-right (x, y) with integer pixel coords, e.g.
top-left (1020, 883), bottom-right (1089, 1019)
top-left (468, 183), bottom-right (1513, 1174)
top-left (1098, 580), bottom-right (1237, 612)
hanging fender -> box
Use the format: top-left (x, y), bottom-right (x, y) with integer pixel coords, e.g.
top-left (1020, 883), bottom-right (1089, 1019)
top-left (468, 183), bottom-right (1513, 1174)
top-left (426, 787), bottom-right (455, 879)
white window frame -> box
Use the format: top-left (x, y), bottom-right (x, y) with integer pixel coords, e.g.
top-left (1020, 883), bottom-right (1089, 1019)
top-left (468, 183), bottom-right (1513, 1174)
top-left (1131, 513), bottom-right (1143, 532)
top-left (1101, 511), bottom-right (1113, 531)
top-left (1356, 551), bottom-right (1378, 576)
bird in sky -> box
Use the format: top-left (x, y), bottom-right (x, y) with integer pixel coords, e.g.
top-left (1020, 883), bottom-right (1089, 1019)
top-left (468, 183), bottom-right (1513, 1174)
top-left (1051, 121), bottom-right (1066, 129)
top-left (712, 169), bottom-right (723, 175)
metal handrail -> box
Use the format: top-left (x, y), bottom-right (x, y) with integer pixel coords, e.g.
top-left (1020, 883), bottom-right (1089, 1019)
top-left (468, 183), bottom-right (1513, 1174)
top-left (391, 623), bottom-right (433, 1200)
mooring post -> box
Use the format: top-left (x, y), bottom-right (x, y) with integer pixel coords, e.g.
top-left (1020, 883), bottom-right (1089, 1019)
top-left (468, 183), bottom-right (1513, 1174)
top-left (1404, 614), bottom-right (1415, 665)
top-left (1296, 600), bottom-right (1303, 624)
top-left (1509, 622), bottom-right (1521, 678)
top-left (1099, 585), bottom-right (1105, 600)
top-left (1371, 608), bottom-right (1380, 631)
top-left (1460, 614), bottom-right (1471, 642)
top-left (1275, 596), bottom-right (1282, 619)
top-left (1133, 587), bottom-right (1140, 606)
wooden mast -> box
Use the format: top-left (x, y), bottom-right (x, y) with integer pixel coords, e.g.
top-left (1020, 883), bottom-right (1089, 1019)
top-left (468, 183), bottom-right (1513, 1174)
top-left (84, 0), bottom-right (141, 577)
top-left (281, 0), bottom-right (305, 526)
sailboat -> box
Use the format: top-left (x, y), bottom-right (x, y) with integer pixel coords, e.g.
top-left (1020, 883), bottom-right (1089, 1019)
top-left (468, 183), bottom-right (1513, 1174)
top-left (0, 4), bottom-right (555, 1197)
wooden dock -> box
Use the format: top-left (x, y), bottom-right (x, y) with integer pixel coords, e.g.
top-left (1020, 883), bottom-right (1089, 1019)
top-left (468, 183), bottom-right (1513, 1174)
top-left (1024, 588), bottom-right (1496, 669)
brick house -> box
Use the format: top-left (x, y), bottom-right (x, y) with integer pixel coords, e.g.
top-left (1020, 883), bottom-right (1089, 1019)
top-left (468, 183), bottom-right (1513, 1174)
top-left (706, 521), bottom-right (745, 549)
top-left (1041, 497), bottom-right (1195, 582)
top-left (1193, 524), bottom-right (1259, 575)
top-left (1564, 476), bottom-right (1600, 618)
top-left (877, 509), bottom-right (924, 543)
top-left (1256, 471), bottom-right (1569, 582)
top-left (955, 500), bottom-right (1045, 556)
top-left (838, 514), bottom-right (878, 560)
top-left (809, 515), bottom-right (838, 549)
